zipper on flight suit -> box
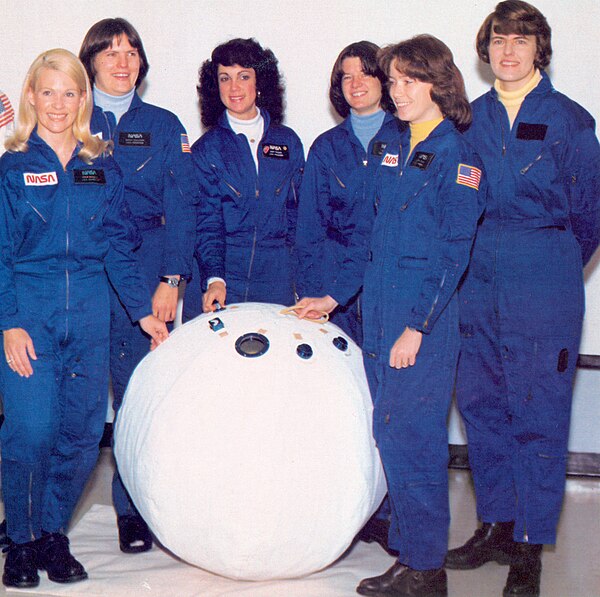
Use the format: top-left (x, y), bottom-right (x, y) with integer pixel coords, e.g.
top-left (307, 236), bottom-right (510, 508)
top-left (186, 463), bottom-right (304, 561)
top-left (64, 172), bottom-right (70, 344)
top-left (520, 140), bottom-right (561, 175)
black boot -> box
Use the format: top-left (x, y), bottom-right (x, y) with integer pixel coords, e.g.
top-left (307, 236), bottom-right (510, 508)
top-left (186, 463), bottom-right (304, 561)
top-left (503, 542), bottom-right (542, 597)
top-left (0, 520), bottom-right (10, 548)
top-left (118, 514), bottom-right (153, 553)
top-left (357, 561), bottom-right (407, 595)
top-left (445, 521), bottom-right (514, 569)
top-left (2, 542), bottom-right (39, 588)
top-left (356, 515), bottom-right (398, 556)
top-left (387, 567), bottom-right (447, 597)
top-left (36, 532), bottom-right (88, 583)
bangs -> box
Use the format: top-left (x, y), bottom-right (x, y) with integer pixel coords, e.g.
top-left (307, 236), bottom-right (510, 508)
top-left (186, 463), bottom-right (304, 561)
top-left (492, 17), bottom-right (537, 37)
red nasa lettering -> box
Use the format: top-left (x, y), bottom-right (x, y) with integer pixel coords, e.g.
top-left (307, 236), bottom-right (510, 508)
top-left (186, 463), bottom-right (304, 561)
top-left (23, 171), bottom-right (58, 186)
top-left (381, 153), bottom-right (399, 167)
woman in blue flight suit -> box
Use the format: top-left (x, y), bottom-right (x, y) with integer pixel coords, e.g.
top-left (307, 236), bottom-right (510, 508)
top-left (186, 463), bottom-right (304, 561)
top-left (295, 41), bottom-right (401, 346)
top-left (79, 18), bottom-right (196, 554)
top-left (183, 38), bottom-right (304, 318)
top-left (446, 3), bottom-right (600, 597)
top-left (0, 49), bottom-right (167, 588)
top-left (356, 36), bottom-right (484, 597)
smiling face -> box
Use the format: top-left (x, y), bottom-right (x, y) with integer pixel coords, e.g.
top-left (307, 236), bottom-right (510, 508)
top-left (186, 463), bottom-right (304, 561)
top-left (388, 63), bottom-right (442, 124)
top-left (340, 56), bottom-right (382, 116)
top-left (488, 26), bottom-right (537, 91)
top-left (93, 35), bottom-right (140, 96)
top-left (217, 64), bottom-right (258, 120)
top-left (28, 67), bottom-right (84, 143)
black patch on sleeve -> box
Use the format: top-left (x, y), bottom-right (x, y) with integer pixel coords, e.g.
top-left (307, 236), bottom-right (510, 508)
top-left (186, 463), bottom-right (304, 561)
top-left (557, 348), bottom-right (569, 373)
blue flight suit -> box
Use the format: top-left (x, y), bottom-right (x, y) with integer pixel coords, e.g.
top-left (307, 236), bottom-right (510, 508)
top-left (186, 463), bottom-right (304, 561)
top-left (456, 72), bottom-right (600, 545)
top-left (362, 119), bottom-right (484, 569)
top-left (296, 112), bottom-right (402, 345)
top-left (91, 93), bottom-right (196, 517)
top-left (183, 109), bottom-right (304, 320)
top-left (0, 132), bottom-right (151, 544)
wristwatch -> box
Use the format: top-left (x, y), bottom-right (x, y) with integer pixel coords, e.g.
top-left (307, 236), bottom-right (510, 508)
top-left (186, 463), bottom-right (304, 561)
top-left (159, 276), bottom-right (181, 288)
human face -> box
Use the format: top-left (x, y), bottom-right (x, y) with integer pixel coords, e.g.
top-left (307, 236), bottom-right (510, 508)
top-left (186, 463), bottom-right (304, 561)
top-left (28, 67), bottom-right (84, 143)
top-left (93, 35), bottom-right (140, 96)
top-left (488, 27), bottom-right (537, 91)
top-left (340, 56), bottom-right (382, 116)
top-left (217, 64), bottom-right (258, 120)
top-left (388, 64), bottom-right (442, 124)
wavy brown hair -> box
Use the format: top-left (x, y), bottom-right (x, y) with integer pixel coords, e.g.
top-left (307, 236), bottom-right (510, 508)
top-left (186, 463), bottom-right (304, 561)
top-left (379, 35), bottom-right (471, 130)
top-left (476, 1), bottom-right (552, 69)
top-left (329, 41), bottom-right (394, 118)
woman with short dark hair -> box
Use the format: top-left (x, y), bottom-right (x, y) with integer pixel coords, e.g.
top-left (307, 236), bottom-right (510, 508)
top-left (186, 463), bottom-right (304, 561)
top-left (447, 3), bottom-right (600, 596)
top-left (294, 41), bottom-right (401, 346)
top-left (356, 35), bottom-right (484, 597)
top-left (183, 38), bottom-right (304, 318)
top-left (79, 17), bottom-right (196, 555)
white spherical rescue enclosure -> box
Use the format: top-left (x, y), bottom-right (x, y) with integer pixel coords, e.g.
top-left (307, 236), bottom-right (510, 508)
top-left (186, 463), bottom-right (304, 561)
top-left (114, 302), bottom-right (386, 580)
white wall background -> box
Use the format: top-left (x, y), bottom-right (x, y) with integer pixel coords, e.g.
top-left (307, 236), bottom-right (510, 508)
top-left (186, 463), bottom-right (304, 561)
top-left (2, 0), bottom-right (599, 450)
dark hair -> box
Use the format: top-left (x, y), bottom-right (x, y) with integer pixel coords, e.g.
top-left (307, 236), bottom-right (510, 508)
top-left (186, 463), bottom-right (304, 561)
top-left (198, 38), bottom-right (284, 128)
top-left (329, 41), bottom-right (395, 118)
top-left (378, 34), bottom-right (472, 130)
top-left (79, 18), bottom-right (149, 88)
top-left (476, 0), bottom-right (552, 69)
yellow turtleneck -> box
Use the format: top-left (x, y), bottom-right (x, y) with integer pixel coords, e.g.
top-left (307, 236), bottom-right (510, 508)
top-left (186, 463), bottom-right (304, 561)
top-left (409, 117), bottom-right (444, 156)
top-left (495, 69), bottom-right (542, 128)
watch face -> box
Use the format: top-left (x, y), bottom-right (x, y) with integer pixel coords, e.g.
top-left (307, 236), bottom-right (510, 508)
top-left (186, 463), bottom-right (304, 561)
top-left (162, 277), bottom-right (179, 287)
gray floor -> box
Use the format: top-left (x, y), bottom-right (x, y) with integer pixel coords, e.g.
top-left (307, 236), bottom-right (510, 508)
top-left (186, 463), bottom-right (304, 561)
top-left (1, 450), bottom-right (599, 596)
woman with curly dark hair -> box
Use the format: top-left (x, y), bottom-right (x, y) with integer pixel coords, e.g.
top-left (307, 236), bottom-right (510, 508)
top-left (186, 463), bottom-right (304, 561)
top-left (294, 41), bottom-right (402, 347)
top-left (355, 35), bottom-right (485, 597)
top-left (183, 38), bottom-right (304, 318)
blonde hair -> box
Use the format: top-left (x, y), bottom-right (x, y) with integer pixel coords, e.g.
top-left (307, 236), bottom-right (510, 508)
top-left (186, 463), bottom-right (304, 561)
top-left (6, 48), bottom-right (109, 163)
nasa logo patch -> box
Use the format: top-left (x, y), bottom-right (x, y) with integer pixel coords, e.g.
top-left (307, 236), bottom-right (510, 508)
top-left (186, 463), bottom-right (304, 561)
top-left (23, 171), bottom-right (58, 186)
top-left (73, 169), bottom-right (106, 184)
top-left (262, 143), bottom-right (289, 159)
top-left (381, 153), bottom-right (399, 167)
top-left (119, 132), bottom-right (151, 147)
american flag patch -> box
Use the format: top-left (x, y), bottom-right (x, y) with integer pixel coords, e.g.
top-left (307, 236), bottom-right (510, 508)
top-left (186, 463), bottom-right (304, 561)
top-left (180, 134), bottom-right (191, 153)
top-left (456, 163), bottom-right (481, 190)
top-left (0, 92), bottom-right (15, 129)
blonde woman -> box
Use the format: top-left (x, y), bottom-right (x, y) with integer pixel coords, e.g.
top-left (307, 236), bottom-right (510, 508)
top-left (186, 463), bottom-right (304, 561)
top-left (0, 48), bottom-right (167, 588)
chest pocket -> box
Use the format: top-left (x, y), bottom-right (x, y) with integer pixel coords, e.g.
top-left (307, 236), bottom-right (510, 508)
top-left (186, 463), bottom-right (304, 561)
top-left (72, 169), bottom-right (109, 224)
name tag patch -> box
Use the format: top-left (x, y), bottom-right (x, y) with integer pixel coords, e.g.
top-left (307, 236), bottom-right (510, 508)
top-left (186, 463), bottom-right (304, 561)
top-left (516, 123), bottom-right (548, 141)
top-left (73, 169), bottom-right (106, 184)
top-left (262, 143), bottom-right (289, 159)
top-left (119, 132), bottom-right (151, 147)
top-left (23, 171), bottom-right (58, 186)
top-left (381, 153), bottom-right (399, 167)
top-left (372, 141), bottom-right (388, 157)
top-left (410, 152), bottom-right (435, 170)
